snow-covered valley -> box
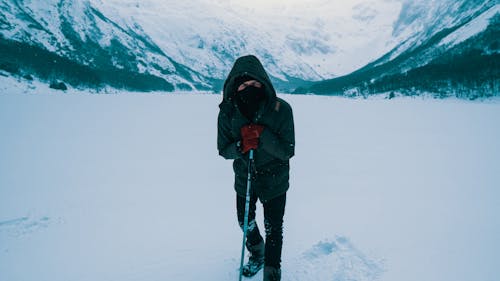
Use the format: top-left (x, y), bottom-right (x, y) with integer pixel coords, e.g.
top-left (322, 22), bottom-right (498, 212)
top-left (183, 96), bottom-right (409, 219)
top-left (1, 77), bottom-right (499, 281)
top-left (2, 0), bottom-right (496, 95)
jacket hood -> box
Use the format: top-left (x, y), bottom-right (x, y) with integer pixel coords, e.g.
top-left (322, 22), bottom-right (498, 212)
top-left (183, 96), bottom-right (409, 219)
top-left (223, 55), bottom-right (277, 105)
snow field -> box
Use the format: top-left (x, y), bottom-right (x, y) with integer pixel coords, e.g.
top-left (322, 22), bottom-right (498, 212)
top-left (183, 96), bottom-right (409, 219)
top-left (1, 82), bottom-right (499, 281)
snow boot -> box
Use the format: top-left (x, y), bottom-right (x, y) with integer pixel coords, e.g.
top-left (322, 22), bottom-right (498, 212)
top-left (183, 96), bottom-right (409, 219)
top-left (242, 240), bottom-right (265, 277)
top-left (263, 266), bottom-right (281, 281)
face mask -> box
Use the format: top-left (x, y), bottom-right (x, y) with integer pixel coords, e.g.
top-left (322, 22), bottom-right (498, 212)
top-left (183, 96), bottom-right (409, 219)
top-left (236, 86), bottom-right (265, 120)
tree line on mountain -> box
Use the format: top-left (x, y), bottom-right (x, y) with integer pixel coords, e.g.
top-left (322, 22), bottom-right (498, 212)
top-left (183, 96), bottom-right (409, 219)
top-left (362, 50), bottom-right (499, 99)
top-left (296, 47), bottom-right (499, 99)
top-left (0, 35), bottom-right (174, 92)
top-left (294, 49), bottom-right (499, 100)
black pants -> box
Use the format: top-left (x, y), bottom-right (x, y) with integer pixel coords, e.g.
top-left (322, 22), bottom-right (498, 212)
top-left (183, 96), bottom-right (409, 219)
top-left (236, 192), bottom-right (286, 268)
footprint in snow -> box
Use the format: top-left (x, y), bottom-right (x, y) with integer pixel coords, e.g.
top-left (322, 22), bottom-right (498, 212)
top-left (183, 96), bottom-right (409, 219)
top-left (0, 216), bottom-right (54, 238)
top-left (285, 236), bottom-right (385, 281)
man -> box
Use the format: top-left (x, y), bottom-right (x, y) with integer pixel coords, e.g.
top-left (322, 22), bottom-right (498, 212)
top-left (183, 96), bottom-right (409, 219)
top-left (217, 55), bottom-right (295, 281)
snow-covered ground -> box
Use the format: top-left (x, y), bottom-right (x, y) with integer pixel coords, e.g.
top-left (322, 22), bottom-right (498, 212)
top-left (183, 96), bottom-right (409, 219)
top-left (1, 79), bottom-right (499, 281)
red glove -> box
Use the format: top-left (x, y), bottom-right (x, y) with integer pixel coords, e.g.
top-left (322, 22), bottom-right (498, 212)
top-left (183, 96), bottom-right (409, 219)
top-left (240, 124), bottom-right (265, 154)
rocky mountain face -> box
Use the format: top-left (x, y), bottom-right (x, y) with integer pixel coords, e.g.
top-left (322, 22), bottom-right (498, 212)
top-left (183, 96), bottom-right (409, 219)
top-left (301, 1), bottom-right (499, 99)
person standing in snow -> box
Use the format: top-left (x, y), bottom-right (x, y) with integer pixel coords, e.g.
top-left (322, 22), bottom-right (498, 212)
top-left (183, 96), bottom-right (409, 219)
top-left (217, 55), bottom-right (295, 281)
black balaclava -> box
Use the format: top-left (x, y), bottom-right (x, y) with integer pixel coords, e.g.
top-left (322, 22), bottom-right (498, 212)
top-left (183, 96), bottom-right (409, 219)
top-left (235, 85), bottom-right (265, 121)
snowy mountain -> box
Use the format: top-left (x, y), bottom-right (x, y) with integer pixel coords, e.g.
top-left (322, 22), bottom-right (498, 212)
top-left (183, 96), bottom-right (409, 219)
top-left (0, 0), bottom-right (216, 91)
top-left (88, 0), bottom-right (401, 81)
top-left (301, 0), bottom-right (499, 98)
top-left (1, 0), bottom-right (497, 95)
top-left (390, 0), bottom-right (494, 60)
top-left (0, 0), bottom-right (402, 92)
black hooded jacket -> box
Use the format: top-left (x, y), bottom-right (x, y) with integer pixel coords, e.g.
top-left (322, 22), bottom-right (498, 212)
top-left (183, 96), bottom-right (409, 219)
top-left (217, 55), bottom-right (295, 201)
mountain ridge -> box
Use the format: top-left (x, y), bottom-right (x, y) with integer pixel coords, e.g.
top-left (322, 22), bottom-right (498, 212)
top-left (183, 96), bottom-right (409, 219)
top-left (298, 1), bottom-right (499, 98)
top-left (1, 0), bottom-right (403, 92)
top-left (1, 0), bottom-right (498, 96)
top-left (0, 0), bottom-right (220, 91)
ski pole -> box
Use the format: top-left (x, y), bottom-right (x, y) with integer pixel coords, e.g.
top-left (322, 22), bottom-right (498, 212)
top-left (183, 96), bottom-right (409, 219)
top-left (239, 149), bottom-right (254, 281)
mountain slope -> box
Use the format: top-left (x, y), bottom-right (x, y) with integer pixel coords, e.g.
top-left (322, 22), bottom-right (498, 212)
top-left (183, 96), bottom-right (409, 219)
top-left (301, 1), bottom-right (499, 98)
top-left (0, 0), bottom-right (217, 91)
top-left (1, 0), bottom-right (404, 92)
top-left (2, 0), bottom-right (496, 95)
top-left (89, 0), bottom-right (401, 81)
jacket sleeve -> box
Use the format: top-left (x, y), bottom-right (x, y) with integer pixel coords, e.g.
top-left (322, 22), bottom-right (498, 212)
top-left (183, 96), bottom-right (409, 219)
top-left (217, 104), bottom-right (242, 160)
top-left (259, 102), bottom-right (295, 161)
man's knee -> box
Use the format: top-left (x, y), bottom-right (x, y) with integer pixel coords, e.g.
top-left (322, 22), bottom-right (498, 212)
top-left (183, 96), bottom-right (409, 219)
top-left (264, 218), bottom-right (283, 239)
top-left (240, 219), bottom-right (258, 231)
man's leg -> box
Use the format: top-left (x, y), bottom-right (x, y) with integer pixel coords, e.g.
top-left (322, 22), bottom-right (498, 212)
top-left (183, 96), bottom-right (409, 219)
top-left (237, 192), bottom-right (265, 277)
top-left (236, 192), bottom-right (264, 248)
top-left (262, 193), bottom-right (286, 268)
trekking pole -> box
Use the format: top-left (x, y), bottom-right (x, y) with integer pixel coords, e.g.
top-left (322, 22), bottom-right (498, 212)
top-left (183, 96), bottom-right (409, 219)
top-left (239, 149), bottom-right (255, 281)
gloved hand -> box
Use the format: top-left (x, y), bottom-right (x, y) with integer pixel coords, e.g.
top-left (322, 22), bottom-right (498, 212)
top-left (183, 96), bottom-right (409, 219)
top-left (240, 124), bottom-right (265, 154)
